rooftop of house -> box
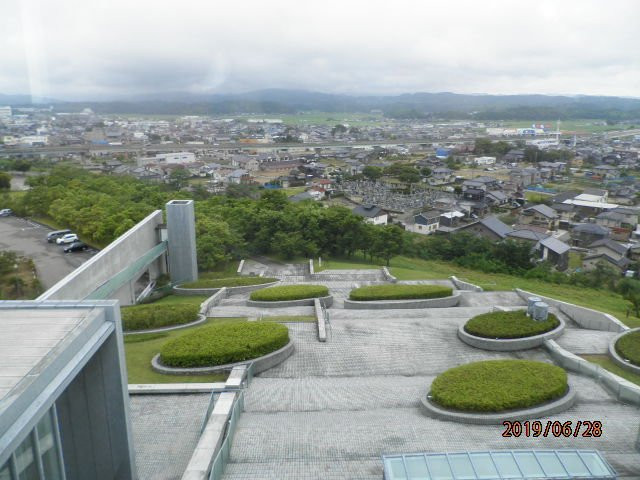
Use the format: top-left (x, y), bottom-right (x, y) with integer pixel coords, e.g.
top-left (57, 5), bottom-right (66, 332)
top-left (572, 223), bottom-right (611, 235)
top-left (539, 236), bottom-right (571, 255)
top-left (352, 204), bottom-right (386, 218)
top-left (588, 239), bottom-right (629, 256)
top-left (479, 216), bottom-right (513, 239)
top-left (523, 204), bottom-right (559, 219)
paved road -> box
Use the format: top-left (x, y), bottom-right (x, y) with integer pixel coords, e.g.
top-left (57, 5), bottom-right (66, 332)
top-left (0, 216), bottom-right (95, 290)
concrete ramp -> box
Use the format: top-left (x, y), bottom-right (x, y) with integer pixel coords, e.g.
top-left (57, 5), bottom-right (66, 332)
top-left (458, 291), bottom-right (526, 307)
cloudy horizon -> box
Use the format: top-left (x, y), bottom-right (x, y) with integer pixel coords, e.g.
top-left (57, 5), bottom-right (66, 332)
top-left (1, 0), bottom-right (639, 101)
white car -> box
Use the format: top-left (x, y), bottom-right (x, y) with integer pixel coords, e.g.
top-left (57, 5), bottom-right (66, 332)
top-left (56, 233), bottom-right (79, 245)
top-left (0, 208), bottom-right (12, 217)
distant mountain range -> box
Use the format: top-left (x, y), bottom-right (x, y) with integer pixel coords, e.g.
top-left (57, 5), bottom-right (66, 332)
top-left (2, 89), bottom-right (640, 121)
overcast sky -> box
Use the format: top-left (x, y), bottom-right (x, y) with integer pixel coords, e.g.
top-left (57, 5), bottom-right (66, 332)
top-left (1, 0), bottom-right (639, 100)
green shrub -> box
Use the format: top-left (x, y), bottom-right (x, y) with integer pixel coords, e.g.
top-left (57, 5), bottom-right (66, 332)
top-left (180, 277), bottom-right (277, 289)
top-left (250, 285), bottom-right (329, 301)
top-left (464, 310), bottom-right (559, 339)
top-left (349, 284), bottom-right (452, 301)
top-left (430, 360), bottom-right (567, 412)
top-left (121, 304), bottom-right (199, 331)
top-left (616, 331), bottom-right (640, 366)
top-left (160, 322), bottom-right (289, 367)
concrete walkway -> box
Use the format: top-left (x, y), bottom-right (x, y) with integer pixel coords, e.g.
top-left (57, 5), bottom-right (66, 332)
top-left (218, 289), bottom-right (640, 479)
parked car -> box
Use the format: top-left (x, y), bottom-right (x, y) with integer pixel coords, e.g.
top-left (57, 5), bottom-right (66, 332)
top-left (56, 233), bottom-right (79, 245)
top-left (0, 208), bottom-right (13, 217)
top-left (46, 229), bottom-right (72, 243)
top-left (63, 241), bottom-right (88, 253)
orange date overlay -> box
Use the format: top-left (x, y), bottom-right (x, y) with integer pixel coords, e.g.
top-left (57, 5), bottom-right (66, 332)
top-left (502, 420), bottom-right (602, 438)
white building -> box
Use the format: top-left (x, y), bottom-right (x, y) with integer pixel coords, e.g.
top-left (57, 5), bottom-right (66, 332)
top-left (475, 156), bottom-right (496, 166)
top-left (0, 106), bottom-right (12, 121)
top-left (154, 152), bottom-right (196, 164)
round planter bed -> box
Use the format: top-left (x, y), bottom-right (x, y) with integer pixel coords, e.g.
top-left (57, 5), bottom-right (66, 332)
top-left (609, 328), bottom-right (640, 375)
top-left (152, 340), bottom-right (294, 375)
top-left (344, 293), bottom-right (459, 309)
top-left (420, 360), bottom-right (573, 424)
top-left (247, 295), bottom-right (333, 308)
top-left (458, 310), bottom-right (565, 351)
top-left (420, 387), bottom-right (576, 424)
top-left (125, 313), bottom-right (207, 335)
top-left (173, 279), bottom-right (280, 296)
top-left (152, 321), bottom-right (293, 375)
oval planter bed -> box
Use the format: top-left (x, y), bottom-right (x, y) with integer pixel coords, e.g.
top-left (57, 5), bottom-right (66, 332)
top-left (173, 278), bottom-right (280, 296)
top-left (152, 321), bottom-right (293, 375)
top-left (458, 310), bottom-right (565, 351)
top-left (121, 303), bottom-right (201, 333)
top-left (246, 285), bottom-right (333, 308)
top-left (609, 328), bottom-right (640, 375)
top-left (345, 284), bottom-right (458, 309)
top-left (125, 313), bottom-right (207, 335)
top-left (420, 360), bottom-right (575, 424)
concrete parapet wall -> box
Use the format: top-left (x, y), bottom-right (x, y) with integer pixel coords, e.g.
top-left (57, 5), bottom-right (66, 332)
top-left (450, 276), bottom-right (483, 292)
top-left (315, 299), bottom-right (326, 342)
top-left (457, 318), bottom-right (565, 351)
top-left (181, 391), bottom-right (236, 480)
top-left (515, 289), bottom-right (628, 333)
top-left (382, 267), bottom-right (397, 283)
top-left (544, 339), bottom-right (640, 406)
top-left (246, 295), bottom-right (334, 308)
top-left (151, 340), bottom-right (295, 376)
top-left (200, 288), bottom-right (228, 316)
top-left (237, 259), bottom-right (245, 274)
top-left (343, 293), bottom-right (460, 310)
top-left (420, 386), bottom-right (576, 425)
top-left (174, 280), bottom-right (280, 297)
top-left (39, 210), bottom-right (164, 304)
top-left (609, 328), bottom-right (640, 375)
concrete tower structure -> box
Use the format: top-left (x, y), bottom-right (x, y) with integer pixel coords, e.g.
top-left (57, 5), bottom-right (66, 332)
top-left (166, 199), bottom-right (198, 285)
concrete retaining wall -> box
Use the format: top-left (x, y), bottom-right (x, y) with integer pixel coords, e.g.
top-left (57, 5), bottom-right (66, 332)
top-left (609, 328), bottom-right (640, 375)
top-left (173, 280), bottom-right (280, 297)
top-left (39, 210), bottom-right (165, 305)
top-left (343, 293), bottom-right (460, 310)
top-left (151, 340), bottom-right (295, 376)
top-left (246, 295), bottom-right (334, 308)
top-left (200, 288), bottom-right (228, 316)
top-left (544, 339), bottom-right (640, 406)
top-left (381, 267), bottom-right (397, 283)
top-left (515, 289), bottom-right (628, 333)
top-left (181, 391), bottom-right (236, 480)
top-left (315, 299), bottom-right (326, 342)
top-left (420, 387), bottom-right (576, 425)
top-left (457, 318), bottom-right (565, 351)
top-left (450, 276), bottom-right (483, 292)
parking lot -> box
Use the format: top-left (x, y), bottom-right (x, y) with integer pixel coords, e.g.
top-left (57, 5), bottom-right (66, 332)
top-left (0, 216), bottom-right (96, 291)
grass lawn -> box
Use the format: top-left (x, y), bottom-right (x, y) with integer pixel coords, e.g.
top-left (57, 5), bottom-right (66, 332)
top-left (282, 186), bottom-right (307, 196)
top-left (123, 317), bottom-right (242, 384)
top-left (199, 263), bottom-right (243, 279)
top-left (580, 354), bottom-right (640, 387)
top-left (315, 257), bottom-right (381, 271)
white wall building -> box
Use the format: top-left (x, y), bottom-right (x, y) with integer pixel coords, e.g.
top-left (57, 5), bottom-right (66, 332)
top-left (154, 152), bottom-right (196, 164)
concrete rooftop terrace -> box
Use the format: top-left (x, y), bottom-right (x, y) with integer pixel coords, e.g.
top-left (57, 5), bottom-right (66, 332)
top-left (199, 271), bottom-right (640, 480)
top-left (0, 306), bottom-right (94, 404)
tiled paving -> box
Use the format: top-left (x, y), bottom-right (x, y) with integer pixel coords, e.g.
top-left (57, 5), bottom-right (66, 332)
top-left (181, 271), bottom-right (640, 480)
top-left (130, 393), bottom-right (210, 480)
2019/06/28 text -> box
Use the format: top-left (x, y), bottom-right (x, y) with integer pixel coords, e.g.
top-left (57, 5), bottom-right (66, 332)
top-left (502, 420), bottom-right (602, 438)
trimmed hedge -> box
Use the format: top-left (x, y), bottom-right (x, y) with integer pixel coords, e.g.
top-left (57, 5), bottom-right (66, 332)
top-left (616, 331), bottom-right (640, 366)
top-left (250, 284), bottom-right (329, 302)
top-left (160, 321), bottom-right (289, 368)
top-left (122, 304), bottom-right (200, 331)
top-left (464, 310), bottom-right (559, 339)
top-left (349, 284), bottom-right (452, 301)
top-left (430, 360), bottom-right (567, 413)
top-left (180, 277), bottom-right (277, 289)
